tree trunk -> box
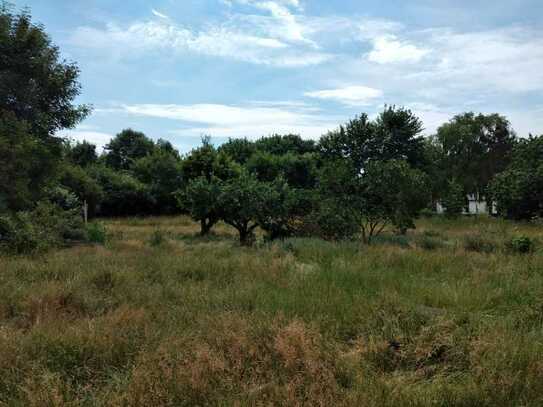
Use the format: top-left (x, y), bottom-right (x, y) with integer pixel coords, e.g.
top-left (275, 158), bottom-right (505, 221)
top-left (200, 218), bottom-right (215, 236)
top-left (239, 228), bottom-right (249, 245)
top-left (239, 225), bottom-right (256, 246)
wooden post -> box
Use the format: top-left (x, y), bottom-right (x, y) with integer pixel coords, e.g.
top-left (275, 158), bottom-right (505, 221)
top-left (83, 200), bottom-right (88, 225)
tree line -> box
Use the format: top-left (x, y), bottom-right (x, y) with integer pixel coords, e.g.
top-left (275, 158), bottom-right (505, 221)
top-left (1, 6), bottom-right (542, 249)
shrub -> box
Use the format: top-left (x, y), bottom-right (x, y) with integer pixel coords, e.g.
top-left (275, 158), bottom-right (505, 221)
top-left (420, 208), bottom-right (437, 218)
top-left (86, 222), bottom-right (107, 245)
top-left (463, 234), bottom-right (496, 253)
top-left (416, 235), bottom-right (444, 251)
top-left (89, 165), bottom-right (155, 217)
top-left (0, 211), bottom-right (41, 254)
top-left (506, 236), bottom-right (535, 254)
top-left (441, 179), bottom-right (465, 218)
top-left (257, 179), bottom-right (312, 241)
top-left (0, 202), bottom-right (85, 254)
top-left (46, 186), bottom-right (81, 211)
top-left (297, 199), bottom-right (360, 241)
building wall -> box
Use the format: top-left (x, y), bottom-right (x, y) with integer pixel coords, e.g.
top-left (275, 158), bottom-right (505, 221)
top-left (435, 196), bottom-right (497, 215)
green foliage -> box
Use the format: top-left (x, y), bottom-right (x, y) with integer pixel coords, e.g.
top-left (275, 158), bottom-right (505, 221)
top-left (182, 137), bottom-right (239, 182)
top-left (441, 179), bottom-right (465, 218)
top-left (45, 186), bottom-right (81, 211)
top-left (359, 160), bottom-right (429, 242)
top-left (257, 179), bottom-right (311, 240)
top-left (218, 137), bottom-right (257, 164)
top-left (304, 160), bottom-right (361, 241)
top-left (176, 176), bottom-right (223, 236)
top-left (104, 129), bottom-right (156, 170)
top-left (253, 134), bottom-right (317, 155)
top-left (506, 236), bottom-right (535, 254)
top-left (421, 136), bottom-right (448, 203)
top-left (86, 222), bottom-right (107, 245)
top-left (419, 208), bottom-right (437, 218)
top-left (319, 106), bottom-right (425, 173)
top-left (58, 164), bottom-right (103, 217)
top-left (436, 112), bottom-right (516, 196)
top-left (300, 198), bottom-right (361, 241)
top-left (0, 211), bottom-right (41, 254)
top-left (0, 6), bottom-right (90, 137)
top-left (0, 6), bottom-right (88, 211)
top-left (132, 150), bottom-right (183, 214)
top-left (489, 135), bottom-right (543, 220)
top-left (66, 141), bottom-right (98, 167)
top-left (219, 171), bottom-right (266, 245)
top-left (0, 110), bottom-right (58, 211)
top-left (247, 151), bottom-right (318, 189)
top-left (0, 201), bottom-right (85, 254)
top-left (89, 166), bottom-right (154, 217)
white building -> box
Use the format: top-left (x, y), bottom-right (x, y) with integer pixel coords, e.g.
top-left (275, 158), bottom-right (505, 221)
top-left (436, 194), bottom-right (497, 215)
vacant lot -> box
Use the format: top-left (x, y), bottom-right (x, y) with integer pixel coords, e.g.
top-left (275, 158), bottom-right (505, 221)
top-left (0, 216), bottom-right (542, 406)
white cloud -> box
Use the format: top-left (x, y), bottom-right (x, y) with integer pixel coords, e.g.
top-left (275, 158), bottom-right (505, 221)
top-left (249, 1), bottom-right (316, 46)
top-left (69, 0), bottom-right (334, 67)
top-left (111, 102), bottom-right (338, 139)
top-left (70, 18), bottom-right (331, 67)
top-left (358, 19), bottom-right (403, 39)
top-left (367, 34), bottom-right (430, 64)
top-left (423, 27), bottom-right (543, 93)
top-left (59, 130), bottom-right (114, 152)
top-left (304, 86), bottom-right (383, 106)
top-left (151, 9), bottom-right (168, 19)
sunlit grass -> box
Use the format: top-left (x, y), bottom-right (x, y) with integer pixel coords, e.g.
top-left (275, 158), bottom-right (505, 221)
top-left (0, 215), bottom-right (542, 405)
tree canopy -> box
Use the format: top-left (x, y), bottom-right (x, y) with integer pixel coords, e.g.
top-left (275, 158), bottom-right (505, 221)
top-left (0, 6), bottom-right (89, 211)
top-left (319, 106), bottom-right (426, 173)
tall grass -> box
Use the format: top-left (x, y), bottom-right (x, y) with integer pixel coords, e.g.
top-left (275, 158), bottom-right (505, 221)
top-left (0, 216), bottom-right (542, 405)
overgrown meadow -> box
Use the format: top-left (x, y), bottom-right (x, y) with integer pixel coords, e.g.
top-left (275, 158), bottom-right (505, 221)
top-left (1, 216), bottom-right (542, 406)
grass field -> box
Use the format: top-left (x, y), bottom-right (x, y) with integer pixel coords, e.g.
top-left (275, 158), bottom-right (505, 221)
top-left (0, 216), bottom-right (542, 406)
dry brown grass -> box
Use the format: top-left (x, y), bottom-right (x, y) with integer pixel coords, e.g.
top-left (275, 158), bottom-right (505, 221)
top-left (0, 215), bottom-right (542, 405)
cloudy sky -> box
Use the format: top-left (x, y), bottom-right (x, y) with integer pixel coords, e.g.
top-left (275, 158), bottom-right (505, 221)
top-left (14, 0), bottom-right (543, 153)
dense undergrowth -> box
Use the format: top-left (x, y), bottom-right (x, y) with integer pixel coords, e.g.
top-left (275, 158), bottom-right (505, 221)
top-left (0, 216), bottom-right (542, 406)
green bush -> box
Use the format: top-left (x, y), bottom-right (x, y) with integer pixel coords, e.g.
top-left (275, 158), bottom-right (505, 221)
top-left (463, 234), bottom-right (497, 253)
top-left (0, 211), bottom-right (41, 254)
top-left (295, 199), bottom-right (360, 241)
top-left (86, 222), bottom-right (107, 245)
top-left (442, 180), bottom-right (465, 218)
top-left (506, 236), bottom-right (535, 254)
top-left (419, 208), bottom-right (437, 218)
top-left (416, 235), bottom-right (444, 250)
top-left (0, 202), bottom-right (86, 254)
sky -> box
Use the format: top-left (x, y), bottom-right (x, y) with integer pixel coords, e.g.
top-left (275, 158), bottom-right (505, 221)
top-left (12, 0), bottom-right (543, 153)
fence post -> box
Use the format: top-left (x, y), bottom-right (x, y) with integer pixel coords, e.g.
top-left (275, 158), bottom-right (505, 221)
top-left (83, 200), bottom-right (88, 225)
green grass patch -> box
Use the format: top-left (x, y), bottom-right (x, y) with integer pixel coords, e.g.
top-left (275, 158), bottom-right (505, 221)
top-left (0, 215), bottom-right (542, 405)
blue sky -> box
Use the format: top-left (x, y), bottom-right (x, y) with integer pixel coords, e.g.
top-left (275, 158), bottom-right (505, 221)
top-left (13, 0), bottom-right (543, 153)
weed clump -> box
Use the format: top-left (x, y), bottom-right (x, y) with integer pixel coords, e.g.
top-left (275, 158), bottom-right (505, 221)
top-left (416, 235), bottom-right (445, 250)
top-left (463, 234), bottom-right (497, 253)
top-left (86, 222), bottom-right (107, 245)
top-left (506, 236), bottom-right (535, 254)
